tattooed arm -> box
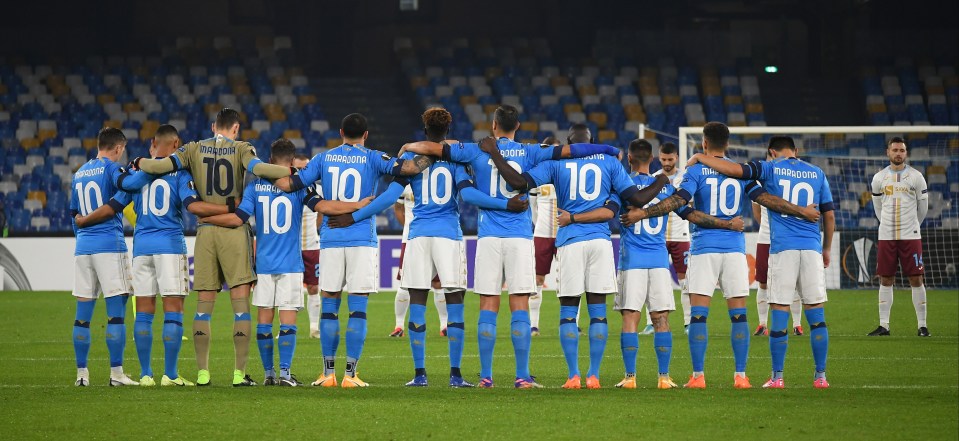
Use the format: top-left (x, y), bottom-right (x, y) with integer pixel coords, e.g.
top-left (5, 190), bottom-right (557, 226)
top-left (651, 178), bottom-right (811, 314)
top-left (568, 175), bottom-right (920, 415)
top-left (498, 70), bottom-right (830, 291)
top-left (753, 192), bottom-right (820, 223)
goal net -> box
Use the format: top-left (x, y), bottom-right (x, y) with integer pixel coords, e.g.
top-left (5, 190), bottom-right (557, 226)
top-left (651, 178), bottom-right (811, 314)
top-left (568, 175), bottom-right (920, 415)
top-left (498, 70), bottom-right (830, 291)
top-left (674, 125), bottom-right (959, 289)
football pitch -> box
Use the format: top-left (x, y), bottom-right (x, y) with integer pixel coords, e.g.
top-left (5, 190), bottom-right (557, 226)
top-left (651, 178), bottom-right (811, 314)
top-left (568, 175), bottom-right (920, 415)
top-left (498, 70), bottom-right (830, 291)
top-left (1, 289), bottom-right (956, 440)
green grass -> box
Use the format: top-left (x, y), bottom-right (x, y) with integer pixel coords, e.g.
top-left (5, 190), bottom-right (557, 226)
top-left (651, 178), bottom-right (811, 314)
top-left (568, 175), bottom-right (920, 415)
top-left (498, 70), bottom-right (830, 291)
top-left (0, 289), bottom-right (956, 440)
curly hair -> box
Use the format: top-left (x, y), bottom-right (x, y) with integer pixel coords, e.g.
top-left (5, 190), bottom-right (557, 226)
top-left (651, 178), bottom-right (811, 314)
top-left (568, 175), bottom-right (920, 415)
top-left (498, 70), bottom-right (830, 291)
top-left (422, 107), bottom-right (452, 139)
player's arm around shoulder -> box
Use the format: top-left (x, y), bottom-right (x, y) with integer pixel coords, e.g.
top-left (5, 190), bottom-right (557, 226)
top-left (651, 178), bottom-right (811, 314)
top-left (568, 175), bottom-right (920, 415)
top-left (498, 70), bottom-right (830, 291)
top-left (74, 191), bottom-right (130, 228)
top-left (242, 142), bottom-right (295, 180)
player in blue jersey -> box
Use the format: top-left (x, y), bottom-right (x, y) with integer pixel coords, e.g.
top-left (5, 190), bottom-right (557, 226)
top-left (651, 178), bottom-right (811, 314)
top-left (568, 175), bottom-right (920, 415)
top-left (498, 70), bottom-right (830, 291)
top-left (69, 127), bottom-right (161, 387)
top-left (127, 125), bottom-right (233, 387)
top-left (400, 108), bottom-right (528, 388)
top-left (483, 123), bottom-right (671, 389)
top-left (626, 122), bottom-right (820, 389)
top-left (404, 106), bottom-right (624, 388)
top-left (273, 113), bottom-right (436, 388)
top-left (203, 138), bottom-right (373, 387)
top-left (617, 139), bottom-right (744, 389)
top-left (687, 135), bottom-right (835, 389)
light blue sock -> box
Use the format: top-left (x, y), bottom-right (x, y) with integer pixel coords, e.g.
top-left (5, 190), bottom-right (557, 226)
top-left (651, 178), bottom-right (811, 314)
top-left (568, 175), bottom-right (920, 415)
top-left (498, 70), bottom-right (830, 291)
top-left (559, 305), bottom-right (580, 378)
top-left (73, 300), bottom-right (96, 369)
top-left (653, 331), bottom-right (672, 375)
top-left (586, 303), bottom-right (608, 378)
top-left (446, 303), bottom-right (465, 373)
top-left (278, 324), bottom-right (296, 373)
top-left (770, 309), bottom-right (789, 375)
top-left (620, 332), bottom-right (638, 375)
top-left (256, 323), bottom-right (274, 373)
top-left (162, 312), bottom-right (184, 379)
top-left (511, 309), bottom-right (531, 380)
top-left (320, 297), bottom-right (340, 375)
top-left (729, 307), bottom-right (749, 373)
top-left (345, 295), bottom-right (368, 376)
top-left (104, 296), bottom-right (127, 368)
top-left (805, 307), bottom-right (829, 374)
top-left (689, 306), bottom-right (709, 373)
top-left (134, 312), bottom-right (154, 377)
top-left (408, 303), bottom-right (427, 370)
top-left (477, 310), bottom-right (498, 379)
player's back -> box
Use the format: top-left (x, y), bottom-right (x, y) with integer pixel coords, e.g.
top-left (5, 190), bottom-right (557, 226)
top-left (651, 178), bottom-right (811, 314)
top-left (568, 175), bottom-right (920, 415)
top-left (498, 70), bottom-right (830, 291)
top-left (449, 138), bottom-right (556, 239)
top-left (619, 173), bottom-right (674, 270)
top-left (315, 144), bottom-right (392, 247)
top-left (401, 152), bottom-right (465, 240)
top-left (681, 161), bottom-right (750, 254)
top-left (71, 158), bottom-right (128, 255)
top-left (537, 154), bottom-right (622, 247)
top-left (245, 178), bottom-right (306, 274)
top-left (131, 171), bottom-right (194, 257)
top-left (760, 158), bottom-right (832, 253)
top-left (178, 135), bottom-right (257, 206)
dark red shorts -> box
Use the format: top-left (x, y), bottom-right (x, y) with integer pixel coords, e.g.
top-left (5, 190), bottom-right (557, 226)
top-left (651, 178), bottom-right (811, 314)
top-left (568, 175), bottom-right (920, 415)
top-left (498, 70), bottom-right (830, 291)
top-left (302, 249), bottom-right (319, 286)
top-left (754, 243), bottom-right (770, 284)
top-left (877, 239), bottom-right (924, 277)
top-left (666, 241), bottom-right (690, 275)
top-left (534, 236), bottom-right (557, 276)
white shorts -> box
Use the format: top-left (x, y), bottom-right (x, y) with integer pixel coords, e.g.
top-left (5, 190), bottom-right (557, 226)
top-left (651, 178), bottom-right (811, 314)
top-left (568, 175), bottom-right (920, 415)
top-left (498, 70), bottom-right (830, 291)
top-left (400, 237), bottom-right (467, 290)
top-left (253, 273), bottom-right (305, 310)
top-left (132, 254), bottom-right (189, 297)
top-left (73, 253), bottom-right (133, 299)
top-left (768, 250), bottom-right (828, 305)
top-left (473, 237), bottom-right (536, 296)
top-left (686, 252), bottom-right (749, 298)
top-left (320, 246), bottom-right (378, 294)
top-left (556, 239), bottom-right (617, 297)
top-left (615, 268), bottom-right (676, 312)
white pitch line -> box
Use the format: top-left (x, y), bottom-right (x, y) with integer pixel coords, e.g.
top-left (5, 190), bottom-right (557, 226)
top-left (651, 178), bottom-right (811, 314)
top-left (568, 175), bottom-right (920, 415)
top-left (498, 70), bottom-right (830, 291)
top-left (6, 354), bottom-right (957, 362)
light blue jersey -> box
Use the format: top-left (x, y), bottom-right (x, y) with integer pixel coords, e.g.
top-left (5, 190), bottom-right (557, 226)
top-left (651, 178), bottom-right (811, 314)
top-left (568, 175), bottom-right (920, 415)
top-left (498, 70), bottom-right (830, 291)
top-left (742, 157), bottom-right (834, 253)
top-left (444, 138), bottom-right (561, 239)
top-left (131, 170), bottom-right (199, 257)
top-left (619, 173), bottom-right (686, 270)
top-left (400, 152), bottom-right (472, 241)
top-left (677, 157), bottom-right (764, 255)
top-left (293, 144), bottom-right (399, 248)
top-left (71, 158), bottom-right (134, 255)
top-left (524, 154), bottom-right (634, 247)
top-left (236, 179), bottom-right (320, 274)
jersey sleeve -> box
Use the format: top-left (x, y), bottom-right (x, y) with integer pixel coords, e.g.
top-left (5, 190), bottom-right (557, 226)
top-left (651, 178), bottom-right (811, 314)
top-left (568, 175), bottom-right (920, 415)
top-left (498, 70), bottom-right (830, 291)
top-left (676, 167), bottom-right (699, 203)
top-left (915, 173), bottom-right (928, 200)
top-left (608, 158), bottom-right (638, 197)
top-left (871, 171), bottom-right (884, 195)
top-left (528, 143), bottom-right (559, 165)
top-left (292, 153), bottom-right (324, 191)
top-left (524, 160), bottom-right (555, 188)
top-left (370, 150), bottom-right (400, 176)
top-left (237, 142), bottom-right (257, 171)
top-left (178, 172), bottom-right (199, 206)
top-left (445, 142), bottom-right (482, 163)
top-left (173, 142), bottom-right (194, 170)
top-left (819, 174), bottom-right (835, 212)
top-left (108, 189), bottom-right (133, 211)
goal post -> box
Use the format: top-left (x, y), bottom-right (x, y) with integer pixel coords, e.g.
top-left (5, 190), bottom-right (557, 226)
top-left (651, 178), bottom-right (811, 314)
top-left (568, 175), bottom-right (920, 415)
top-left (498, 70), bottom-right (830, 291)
top-left (673, 124), bottom-right (959, 290)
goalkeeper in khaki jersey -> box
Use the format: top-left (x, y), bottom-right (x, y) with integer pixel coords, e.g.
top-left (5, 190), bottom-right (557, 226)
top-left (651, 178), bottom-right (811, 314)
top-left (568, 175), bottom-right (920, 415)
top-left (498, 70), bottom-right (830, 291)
top-left (133, 108), bottom-right (295, 386)
top-left (201, 139), bottom-right (371, 386)
top-left (868, 137), bottom-right (930, 337)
